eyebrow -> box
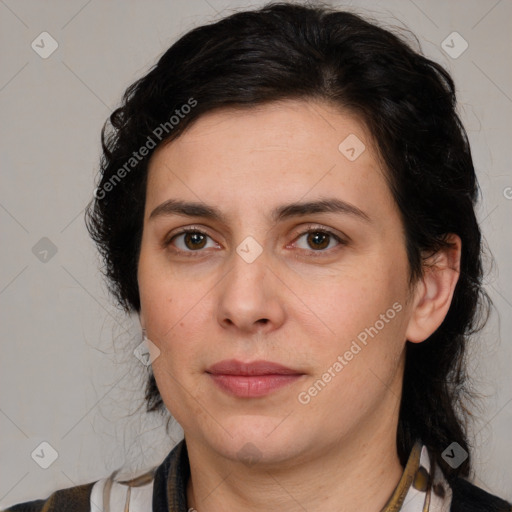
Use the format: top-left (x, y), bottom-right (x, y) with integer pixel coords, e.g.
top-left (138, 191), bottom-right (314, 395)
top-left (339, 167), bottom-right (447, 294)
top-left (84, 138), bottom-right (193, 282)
top-left (149, 197), bottom-right (371, 224)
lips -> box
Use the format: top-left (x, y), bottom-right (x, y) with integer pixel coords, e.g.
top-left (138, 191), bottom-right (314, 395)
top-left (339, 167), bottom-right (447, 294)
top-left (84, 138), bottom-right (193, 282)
top-left (206, 359), bottom-right (304, 398)
top-left (206, 359), bottom-right (301, 376)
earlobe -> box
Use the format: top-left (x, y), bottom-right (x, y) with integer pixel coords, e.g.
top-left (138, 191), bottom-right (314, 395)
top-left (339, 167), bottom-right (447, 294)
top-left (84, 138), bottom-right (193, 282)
top-left (405, 234), bottom-right (462, 344)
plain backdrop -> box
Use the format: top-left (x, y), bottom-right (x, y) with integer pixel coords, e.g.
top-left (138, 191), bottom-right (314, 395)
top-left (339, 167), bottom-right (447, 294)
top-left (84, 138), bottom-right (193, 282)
top-left (1, 0), bottom-right (511, 507)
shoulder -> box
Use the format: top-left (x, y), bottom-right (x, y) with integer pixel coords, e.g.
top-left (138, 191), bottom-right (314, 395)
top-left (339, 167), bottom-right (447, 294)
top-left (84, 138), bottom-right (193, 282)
top-left (450, 477), bottom-right (512, 512)
top-left (2, 441), bottom-right (185, 512)
top-left (1, 469), bottom-right (156, 512)
top-left (1, 481), bottom-right (96, 512)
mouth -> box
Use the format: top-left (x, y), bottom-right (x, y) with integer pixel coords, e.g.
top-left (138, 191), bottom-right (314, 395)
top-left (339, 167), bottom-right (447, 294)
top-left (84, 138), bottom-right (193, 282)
top-left (205, 359), bottom-right (305, 398)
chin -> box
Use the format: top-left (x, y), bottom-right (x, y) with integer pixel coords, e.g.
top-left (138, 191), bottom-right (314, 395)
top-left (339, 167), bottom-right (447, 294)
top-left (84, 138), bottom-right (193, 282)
top-left (201, 416), bottom-right (310, 467)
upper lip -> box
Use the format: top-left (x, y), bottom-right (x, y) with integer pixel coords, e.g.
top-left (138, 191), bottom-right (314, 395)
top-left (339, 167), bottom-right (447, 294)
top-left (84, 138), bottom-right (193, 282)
top-left (206, 359), bottom-right (302, 376)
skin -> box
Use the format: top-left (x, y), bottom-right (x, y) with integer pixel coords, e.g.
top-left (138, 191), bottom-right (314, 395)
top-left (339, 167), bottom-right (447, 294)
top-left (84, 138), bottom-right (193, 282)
top-left (137, 99), bottom-right (461, 511)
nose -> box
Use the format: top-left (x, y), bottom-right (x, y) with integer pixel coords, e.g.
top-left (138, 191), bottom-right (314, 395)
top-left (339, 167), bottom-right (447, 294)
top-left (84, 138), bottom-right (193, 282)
top-left (215, 246), bottom-right (286, 335)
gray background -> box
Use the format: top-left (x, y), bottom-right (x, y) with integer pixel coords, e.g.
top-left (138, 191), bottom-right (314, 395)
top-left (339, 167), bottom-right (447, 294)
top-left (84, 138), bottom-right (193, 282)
top-left (1, 0), bottom-right (511, 507)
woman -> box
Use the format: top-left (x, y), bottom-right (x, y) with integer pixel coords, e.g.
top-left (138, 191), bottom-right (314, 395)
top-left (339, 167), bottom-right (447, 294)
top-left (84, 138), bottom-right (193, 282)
top-left (4, 2), bottom-right (510, 511)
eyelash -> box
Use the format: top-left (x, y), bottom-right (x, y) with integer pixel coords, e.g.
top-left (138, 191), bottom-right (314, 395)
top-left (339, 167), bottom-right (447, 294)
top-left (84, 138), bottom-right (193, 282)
top-left (164, 225), bottom-right (347, 258)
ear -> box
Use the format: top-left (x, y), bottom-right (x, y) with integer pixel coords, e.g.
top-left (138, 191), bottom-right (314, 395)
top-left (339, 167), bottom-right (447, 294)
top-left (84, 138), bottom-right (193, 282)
top-left (405, 234), bottom-right (462, 344)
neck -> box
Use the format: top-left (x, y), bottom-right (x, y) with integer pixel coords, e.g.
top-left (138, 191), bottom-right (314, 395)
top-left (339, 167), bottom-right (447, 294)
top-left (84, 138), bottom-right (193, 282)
top-left (185, 405), bottom-right (404, 512)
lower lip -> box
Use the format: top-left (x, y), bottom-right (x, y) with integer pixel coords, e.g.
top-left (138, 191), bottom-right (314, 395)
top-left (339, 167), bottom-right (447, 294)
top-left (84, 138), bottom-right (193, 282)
top-left (208, 374), bottom-right (303, 398)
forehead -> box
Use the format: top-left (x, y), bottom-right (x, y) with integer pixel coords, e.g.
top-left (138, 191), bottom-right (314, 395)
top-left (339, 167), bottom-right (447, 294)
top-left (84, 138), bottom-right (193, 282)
top-left (145, 99), bottom-right (395, 223)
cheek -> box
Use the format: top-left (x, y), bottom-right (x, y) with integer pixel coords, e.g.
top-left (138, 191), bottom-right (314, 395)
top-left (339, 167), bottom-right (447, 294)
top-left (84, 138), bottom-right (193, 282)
top-left (138, 270), bottom-right (217, 388)
top-left (298, 280), bottom-right (407, 426)
top-left (292, 253), bottom-right (407, 344)
top-left (138, 250), bottom-right (206, 337)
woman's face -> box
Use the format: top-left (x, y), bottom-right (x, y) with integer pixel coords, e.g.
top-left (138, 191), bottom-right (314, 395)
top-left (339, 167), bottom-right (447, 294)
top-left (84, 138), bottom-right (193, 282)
top-left (138, 100), bottom-right (417, 465)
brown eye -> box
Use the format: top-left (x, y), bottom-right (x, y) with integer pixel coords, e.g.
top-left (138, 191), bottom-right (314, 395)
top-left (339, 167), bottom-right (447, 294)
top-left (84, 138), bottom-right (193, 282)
top-left (183, 232), bottom-right (207, 250)
top-left (167, 229), bottom-right (218, 253)
top-left (294, 229), bottom-right (344, 252)
top-left (306, 232), bottom-right (331, 250)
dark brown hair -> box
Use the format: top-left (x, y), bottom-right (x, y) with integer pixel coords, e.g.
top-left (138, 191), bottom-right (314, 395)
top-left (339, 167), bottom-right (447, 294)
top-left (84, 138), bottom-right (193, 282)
top-left (86, 2), bottom-right (491, 482)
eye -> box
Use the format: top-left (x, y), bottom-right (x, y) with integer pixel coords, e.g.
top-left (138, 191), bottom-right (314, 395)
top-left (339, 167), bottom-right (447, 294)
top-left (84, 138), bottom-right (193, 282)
top-left (293, 227), bottom-right (346, 252)
top-left (166, 228), bottom-right (219, 253)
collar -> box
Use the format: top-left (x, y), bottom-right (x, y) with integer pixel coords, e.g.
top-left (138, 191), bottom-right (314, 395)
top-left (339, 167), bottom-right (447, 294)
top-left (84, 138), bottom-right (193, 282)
top-left (152, 439), bottom-right (190, 512)
top-left (381, 442), bottom-right (452, 512)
